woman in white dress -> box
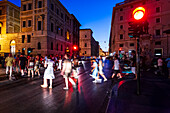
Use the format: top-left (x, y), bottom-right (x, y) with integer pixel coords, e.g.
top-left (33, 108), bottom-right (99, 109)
top-left (93, 57), bottom-right (107, 83)
top-left (41, 57), bottom-right (55, 88)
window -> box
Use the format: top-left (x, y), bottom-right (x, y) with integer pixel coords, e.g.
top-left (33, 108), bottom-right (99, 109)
top-left (56, 8), bottom-right (59, 15)
top-left (61, 45), bottom-right (63, 51)
top-left (0, 27), bottom-right (1, 34)
top-left (119, 44), bottom-right (124, 47)
top-left (85, 51), bottom-right (86, 54)
top-left (120, 34), bottom-right (123, 39)
top-left (56, 44), bottom-right (58, 50)
top-left (0, 45), bottom-right (1, 51)
top-left (57, 26), bottom-right (59, 34)
top-left (130, 43), bottom-right (134, 46)
top-left (120, 25), bottom-right (123, 29)
top-left (155, 41), bottom-right (161, 45)
top-left (154, 49), bottom-right (162, 56)
top-left (156, 7), bottom-right (160, 13)
top-left (156, 18), bottom-right (160, 23)
top-left (0, 10), bottom-right (2, 15)
top-left (120, 16), bottom-right (123, 21)
top-left (38, 21), bottom-right (41, 30)
top-left (85, 35), bottom-right (87, 38)
top-left (27, 35), bottom-right (31, 43)
top-left (156, 29), bottom-right (160, 36)
top-left (51, 23), bottom-right (53, 32)
top-left (28, 3), bottom-right (32, 10)
top-left (120, 8), bottom-right (123, 11)
top-left (66, 31), bottom-right (69, 40)
top-left (38, 42), bottom-right (41, 49)
top-left (61, 13), bottom-right (63, 19)
top-left (61, 29), bottom-right (63, 36)
top-left (22, 35), bottom-right (25, 43)
top-left (85, 43), bottom-right (87, 47)
top-left (23, 5), bottom-right (26, 11)
top-left (51, 42), bottom-right (53, 50)
top-left (23, 21), bottom-right (26, 27)
top-left (38, 1), bottom-right (42, 8)
top-left (28, 20), bottom-right (31, 27)
top-left (51, 4), bottom-right (54, 11)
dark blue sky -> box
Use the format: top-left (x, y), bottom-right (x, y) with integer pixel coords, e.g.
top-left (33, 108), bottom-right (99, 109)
top-left (5, 0), bottom-right (124, 51)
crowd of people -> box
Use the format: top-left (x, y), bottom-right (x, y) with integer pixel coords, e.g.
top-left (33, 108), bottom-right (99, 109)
top-left (1, 51), bottom-right (170, 89)
top-left (4, 53), bottom-right (64, 80)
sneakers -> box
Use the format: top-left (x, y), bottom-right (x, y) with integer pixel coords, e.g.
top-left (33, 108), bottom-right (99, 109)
top-left (41, 85), bottom-right (47, 88)
top-left (104, 79), bottom-right (107, 82)
top-left (49, 86), bottom-right (52, 89)
top-left (93, 80), bottom-right (97, 83)
top-left (63, 87), bottom-right (69, 90)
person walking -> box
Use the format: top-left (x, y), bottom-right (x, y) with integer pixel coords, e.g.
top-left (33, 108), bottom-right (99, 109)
top-left (157, 56), bottom-right (163, 75)
top-left (41, 56), bottom-right (55, 88)
top-left (58, 57), bottom-right (62, 70)
top-left (94, 56), bottom-right (107, 83)
top-left (72, 55), bottom-right (79, 78)
top-left (61, 54), bottom-right (76, 90)
top-left (19, 54), bottom-right (27, 76)
top-left (27, 55), bottom-right (34, 78)
top-left (34, 56), bottom-right (40, 77)
top-left (5, 53), bottom-right (15, 80)
top-left (15, 55), bottom-right (20, 73)
top-left (112, 56), bottom-right (122, 79)
top-left (90, 59), bottom-right (98, 80)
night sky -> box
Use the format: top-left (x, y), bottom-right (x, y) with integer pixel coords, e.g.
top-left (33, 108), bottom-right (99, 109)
top-left (3, 0), bottom-right (124, 51)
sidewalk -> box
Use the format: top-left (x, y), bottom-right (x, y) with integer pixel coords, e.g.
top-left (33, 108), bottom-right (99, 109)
top-left (107, 71), bottom-right (170, 113)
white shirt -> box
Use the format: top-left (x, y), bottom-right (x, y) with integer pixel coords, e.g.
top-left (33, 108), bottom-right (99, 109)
top-left (114, 59), bottom-right (119, 70)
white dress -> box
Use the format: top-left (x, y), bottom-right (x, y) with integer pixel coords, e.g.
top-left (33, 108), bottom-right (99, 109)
top-left (44, 59), bottom-right (55, 79)
top-left (58, 59), bottom-right (62, 70)
top-left (99, 60), bottom-right (104, 75)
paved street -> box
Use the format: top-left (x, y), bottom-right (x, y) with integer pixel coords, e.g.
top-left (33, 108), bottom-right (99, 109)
top-left (0, 61), bottom-right (170, 113)
top-left (0, 61), bottom-right (114, 113)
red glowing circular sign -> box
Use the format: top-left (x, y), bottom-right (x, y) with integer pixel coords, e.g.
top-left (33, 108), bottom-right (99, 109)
top-left (133, 7), bottom-right (145, 20)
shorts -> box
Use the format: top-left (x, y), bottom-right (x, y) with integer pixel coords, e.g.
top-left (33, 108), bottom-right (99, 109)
top-left (114, 70), bottom-right (120, 75)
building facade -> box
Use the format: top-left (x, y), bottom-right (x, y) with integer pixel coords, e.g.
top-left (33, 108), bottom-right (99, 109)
top-left (18, 0), bottom-right (80, 56)
top-left (79, 29), bottom-right (99, 57)
top-left (0, 0), bottom-right (80, 56)
top-left (0, 0), bottom-right (20, 56)
top-left (109, 0), bottom-right (170, 58)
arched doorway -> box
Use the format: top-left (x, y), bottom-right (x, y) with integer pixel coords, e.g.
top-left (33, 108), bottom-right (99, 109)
top-left (10, 40), bottom-right (16, 56)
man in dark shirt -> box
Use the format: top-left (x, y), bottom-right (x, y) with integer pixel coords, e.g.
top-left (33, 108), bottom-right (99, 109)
top-left (19, 54), bottom-right (27, 76)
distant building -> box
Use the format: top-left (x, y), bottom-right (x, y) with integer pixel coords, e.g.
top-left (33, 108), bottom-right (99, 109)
top-left (109, 0), bottom-right (170, 58)
top-left (0, 0), bottom-right (20, 56)
top-left (99, 46), bottom-right (106, 56)
top-left (79, 29), bottom-right (99, 56)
